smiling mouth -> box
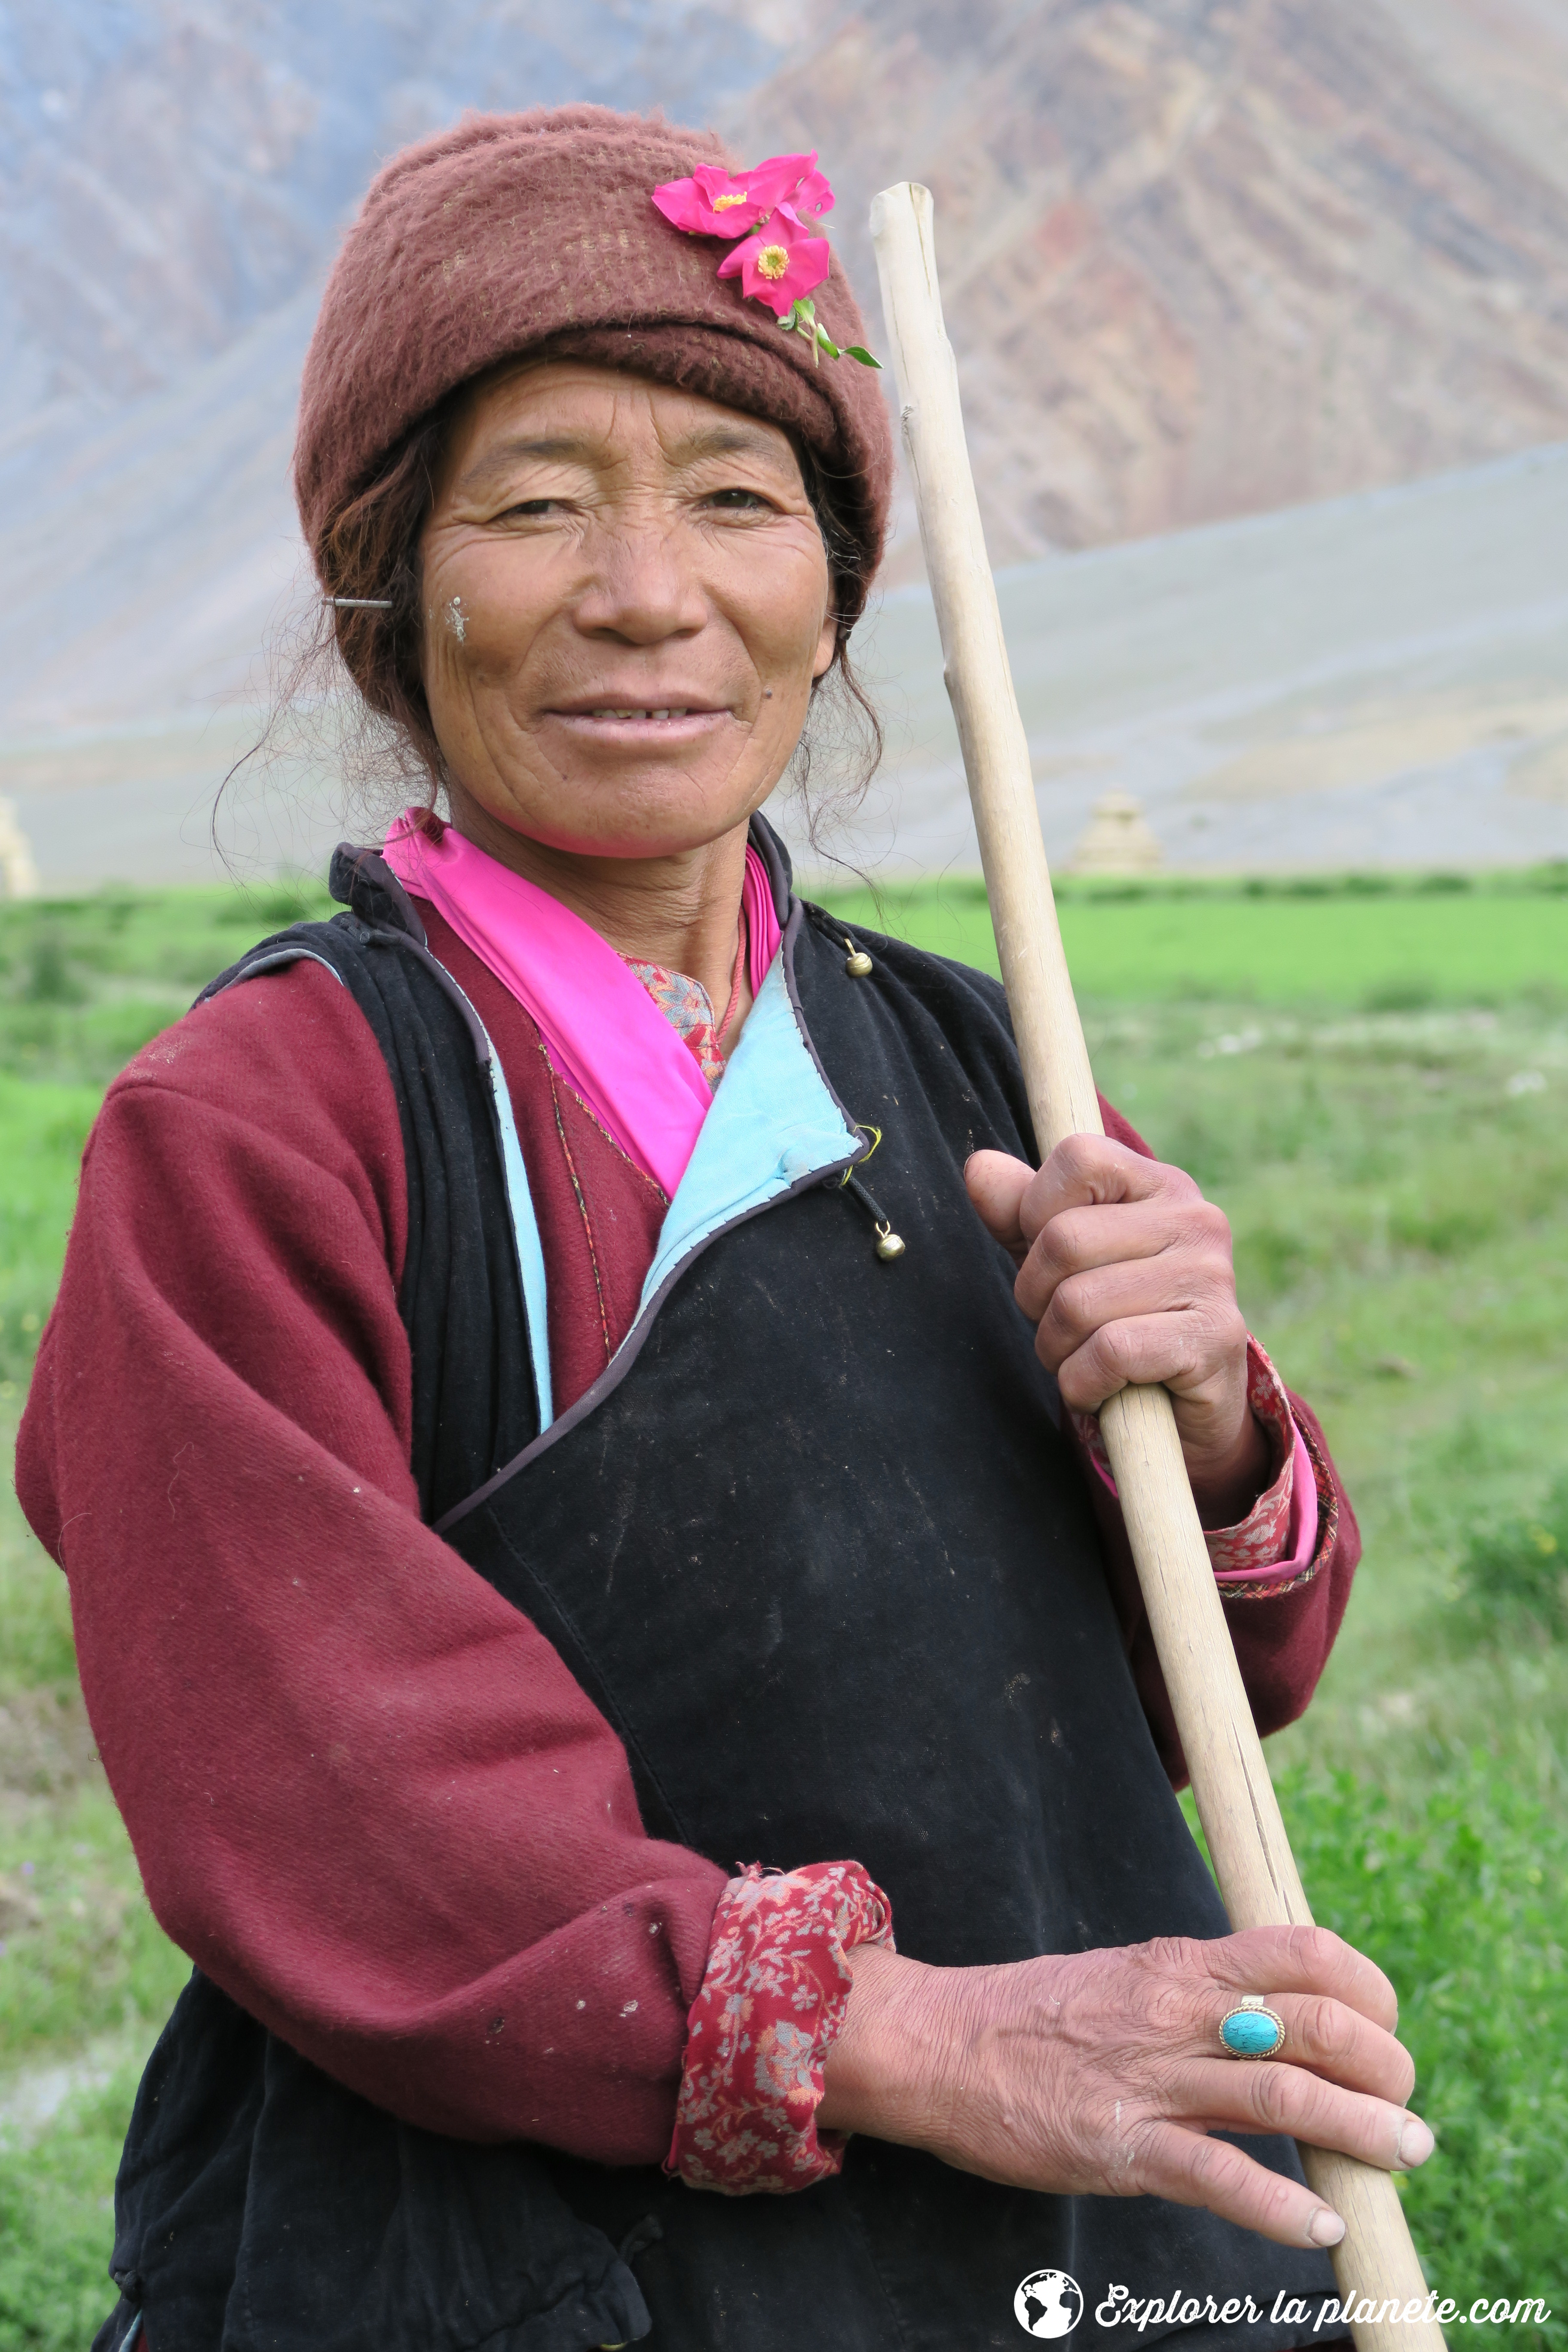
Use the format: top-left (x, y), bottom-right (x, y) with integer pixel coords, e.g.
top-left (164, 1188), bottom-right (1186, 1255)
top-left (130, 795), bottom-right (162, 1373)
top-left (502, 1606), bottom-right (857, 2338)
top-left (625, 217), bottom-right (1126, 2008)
top-left (573, 706), bottom-right (710, 720)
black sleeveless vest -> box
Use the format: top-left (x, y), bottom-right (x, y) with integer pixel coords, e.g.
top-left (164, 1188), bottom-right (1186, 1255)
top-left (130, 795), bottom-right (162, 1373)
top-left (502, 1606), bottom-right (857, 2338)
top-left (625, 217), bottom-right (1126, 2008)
top-left (95, 831), bottom-right (1335, 2352)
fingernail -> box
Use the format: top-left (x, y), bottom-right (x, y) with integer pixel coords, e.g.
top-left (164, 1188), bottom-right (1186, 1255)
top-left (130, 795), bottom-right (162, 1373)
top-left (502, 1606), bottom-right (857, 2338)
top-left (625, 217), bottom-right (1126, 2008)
top-left (1397, 2115), bottom-right (1435, 2168)
top-left (1308, 2209), bottom-right (1346, 2248)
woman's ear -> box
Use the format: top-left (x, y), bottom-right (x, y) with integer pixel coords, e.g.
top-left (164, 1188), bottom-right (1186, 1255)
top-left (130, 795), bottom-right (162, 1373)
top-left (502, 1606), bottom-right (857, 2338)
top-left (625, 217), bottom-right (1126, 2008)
top-left (813, 607), bottom-right (839, 680)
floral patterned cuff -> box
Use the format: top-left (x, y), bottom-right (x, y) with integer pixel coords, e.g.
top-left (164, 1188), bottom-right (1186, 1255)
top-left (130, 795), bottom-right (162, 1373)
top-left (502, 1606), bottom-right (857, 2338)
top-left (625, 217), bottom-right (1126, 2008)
top-left (1070, 1338), bottom-right (1306, 1580)
top-left (1217, 1381), bottom-right (1341, 1602)
top-left (666, 1859), bottom-right (895, 2195)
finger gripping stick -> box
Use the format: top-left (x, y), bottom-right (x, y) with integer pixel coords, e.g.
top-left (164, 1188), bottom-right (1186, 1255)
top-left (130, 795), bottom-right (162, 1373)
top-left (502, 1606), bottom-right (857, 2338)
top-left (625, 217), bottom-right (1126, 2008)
top-left (868, 179), bottom-right (1441, 2352)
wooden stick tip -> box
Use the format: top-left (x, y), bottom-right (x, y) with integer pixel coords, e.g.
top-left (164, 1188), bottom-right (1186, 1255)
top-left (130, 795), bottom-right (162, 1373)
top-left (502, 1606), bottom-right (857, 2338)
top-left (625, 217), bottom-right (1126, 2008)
top-left (870, 181), bottom-right (932, 231)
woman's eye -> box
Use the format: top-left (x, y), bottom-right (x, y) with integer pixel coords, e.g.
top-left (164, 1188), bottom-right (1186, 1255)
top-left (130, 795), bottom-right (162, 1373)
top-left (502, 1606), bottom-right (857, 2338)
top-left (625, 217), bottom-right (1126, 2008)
top-left (500, 497), bottom-right (559, 519)
top-left (704, 487), bottom-right (770, 510)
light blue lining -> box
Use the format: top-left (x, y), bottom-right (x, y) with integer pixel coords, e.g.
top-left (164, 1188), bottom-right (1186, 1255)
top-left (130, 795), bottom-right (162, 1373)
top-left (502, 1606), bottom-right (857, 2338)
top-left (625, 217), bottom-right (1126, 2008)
top-left (634, 954), bottom-right (861, 1323)
top-left (220, 939), bottom-right (555, 1433)
top-left (484, 1044), bottom-right (554, 1432)
top-left (386, 961), bottom-right (554, 1432)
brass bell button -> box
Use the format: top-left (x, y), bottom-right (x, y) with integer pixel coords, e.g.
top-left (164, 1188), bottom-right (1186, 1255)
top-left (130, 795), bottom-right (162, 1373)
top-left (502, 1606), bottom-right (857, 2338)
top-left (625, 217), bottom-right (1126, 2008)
top-left (842, 936), bottom-right (874, 977)
top-left (873, 1224), bottom-right (906, 1261)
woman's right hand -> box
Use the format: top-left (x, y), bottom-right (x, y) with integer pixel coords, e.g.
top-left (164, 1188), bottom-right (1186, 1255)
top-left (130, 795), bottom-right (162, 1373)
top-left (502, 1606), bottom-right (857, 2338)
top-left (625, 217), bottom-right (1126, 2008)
top-left (816, 1926), bottom-right (1434, 2250)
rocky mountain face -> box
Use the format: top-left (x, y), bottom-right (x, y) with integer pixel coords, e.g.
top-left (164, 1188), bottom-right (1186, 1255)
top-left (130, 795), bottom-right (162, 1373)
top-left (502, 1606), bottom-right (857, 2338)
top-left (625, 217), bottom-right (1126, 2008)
top-left (0, 0), bottom-right (782, 730)
top-left (0, 0), bottom-right (778, 433)
top-left (3, 0), bottom-right (1568, 735)
top-left (729, 0), bottom-right (1568, 568)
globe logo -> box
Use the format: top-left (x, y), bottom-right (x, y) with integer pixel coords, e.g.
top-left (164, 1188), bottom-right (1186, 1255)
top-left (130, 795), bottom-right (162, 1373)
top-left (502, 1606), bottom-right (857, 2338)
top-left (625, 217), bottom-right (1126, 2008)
top-left (1014, 2269), bottom-right (1084, 2338)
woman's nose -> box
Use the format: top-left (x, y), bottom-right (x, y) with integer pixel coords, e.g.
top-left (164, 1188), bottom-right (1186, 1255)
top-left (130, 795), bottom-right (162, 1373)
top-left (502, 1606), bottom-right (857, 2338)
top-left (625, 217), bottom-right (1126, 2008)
top-left (573, 518), bottom-right (708, 644)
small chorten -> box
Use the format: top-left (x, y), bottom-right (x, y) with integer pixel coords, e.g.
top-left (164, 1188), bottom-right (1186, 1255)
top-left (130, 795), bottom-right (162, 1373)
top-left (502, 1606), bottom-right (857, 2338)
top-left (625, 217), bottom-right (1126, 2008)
top-left (0, 798), bottom-right (40, 899)
top-left (1069, 790), bottom-right (1163, 877)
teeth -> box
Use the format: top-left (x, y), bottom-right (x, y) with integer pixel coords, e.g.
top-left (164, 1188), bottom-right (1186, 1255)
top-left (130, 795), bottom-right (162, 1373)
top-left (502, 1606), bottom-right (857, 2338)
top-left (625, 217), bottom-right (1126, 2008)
top-left (585, 707), bottom-right (691, 720)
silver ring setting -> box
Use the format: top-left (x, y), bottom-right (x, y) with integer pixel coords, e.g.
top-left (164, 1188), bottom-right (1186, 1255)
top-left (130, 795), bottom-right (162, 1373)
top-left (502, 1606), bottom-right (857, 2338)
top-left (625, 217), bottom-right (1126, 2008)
top-left (1220, 1995), bottom-right (1285, 2058)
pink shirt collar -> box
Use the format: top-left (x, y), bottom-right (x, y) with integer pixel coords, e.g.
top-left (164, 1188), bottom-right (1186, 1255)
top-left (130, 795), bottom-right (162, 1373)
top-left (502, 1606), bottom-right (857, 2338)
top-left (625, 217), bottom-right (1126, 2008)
top-left (382, 812), bottom-right (783, 1199)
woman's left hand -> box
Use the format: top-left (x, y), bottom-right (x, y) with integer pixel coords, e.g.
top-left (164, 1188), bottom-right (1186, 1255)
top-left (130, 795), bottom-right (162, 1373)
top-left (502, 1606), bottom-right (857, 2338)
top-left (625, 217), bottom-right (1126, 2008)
top-left (966, 1138), bottom-right (1268, 1527)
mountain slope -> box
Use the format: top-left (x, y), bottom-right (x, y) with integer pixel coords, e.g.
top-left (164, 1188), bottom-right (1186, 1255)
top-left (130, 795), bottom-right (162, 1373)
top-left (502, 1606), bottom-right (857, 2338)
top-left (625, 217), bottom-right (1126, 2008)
top-left (5, 0), bottom-right (1568, 888)
top-left (0, 0), bottom-right (780, 435)
top-left (729, 0), bottom-right (1568, 564)
top-left (819, 441), bottom-right (1568, 881)
top-left (0, 0), bottom-right (784, 732)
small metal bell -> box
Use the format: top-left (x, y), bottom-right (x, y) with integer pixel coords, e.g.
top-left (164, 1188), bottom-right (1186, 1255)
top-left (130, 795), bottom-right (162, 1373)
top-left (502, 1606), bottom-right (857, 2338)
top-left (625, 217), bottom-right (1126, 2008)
top-left (873, 1224), bottom-right (906, 1261)
top-left (842, 937), bottom-right (874, 977)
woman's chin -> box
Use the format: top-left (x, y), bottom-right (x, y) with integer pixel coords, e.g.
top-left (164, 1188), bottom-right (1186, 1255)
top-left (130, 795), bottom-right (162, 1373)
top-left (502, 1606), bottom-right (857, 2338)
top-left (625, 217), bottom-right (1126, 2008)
top-left (465, 773), bottom-right (763, 865)
top-left (447, 708), bottom-right (782, 862)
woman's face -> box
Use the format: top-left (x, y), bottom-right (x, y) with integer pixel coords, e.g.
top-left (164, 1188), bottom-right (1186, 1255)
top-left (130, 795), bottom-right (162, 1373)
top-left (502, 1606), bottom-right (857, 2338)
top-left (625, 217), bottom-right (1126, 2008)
top-left (418, 361), bottom-right (839, 861)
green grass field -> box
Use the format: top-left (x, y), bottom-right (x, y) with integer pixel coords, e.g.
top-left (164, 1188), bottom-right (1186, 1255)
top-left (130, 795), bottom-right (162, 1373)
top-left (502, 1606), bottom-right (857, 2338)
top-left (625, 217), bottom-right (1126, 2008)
top-left (820, 867), bottom-right (1568, 1009)
top-left (1, 873), bottom-right (1565, 2344)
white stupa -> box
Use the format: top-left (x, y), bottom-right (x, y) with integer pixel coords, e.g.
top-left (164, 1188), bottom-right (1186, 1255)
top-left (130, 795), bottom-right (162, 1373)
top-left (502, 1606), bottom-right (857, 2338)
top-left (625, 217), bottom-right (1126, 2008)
top-left (0, 798), bottom-right (40, 899)
top-left (1069, 790), bottom-right (1164, 876)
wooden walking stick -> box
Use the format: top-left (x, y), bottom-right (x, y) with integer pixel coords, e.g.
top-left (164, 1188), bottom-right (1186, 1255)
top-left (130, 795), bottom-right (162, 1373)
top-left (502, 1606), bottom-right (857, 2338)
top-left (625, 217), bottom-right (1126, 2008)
top-left (870, 181), bottom-right (1442, 2352)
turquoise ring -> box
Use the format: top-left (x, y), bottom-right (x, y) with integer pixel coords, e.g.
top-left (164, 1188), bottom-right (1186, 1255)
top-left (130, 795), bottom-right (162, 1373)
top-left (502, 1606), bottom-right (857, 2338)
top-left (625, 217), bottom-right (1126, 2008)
top-left (1220, 1997), bottom-right (1286, 2058)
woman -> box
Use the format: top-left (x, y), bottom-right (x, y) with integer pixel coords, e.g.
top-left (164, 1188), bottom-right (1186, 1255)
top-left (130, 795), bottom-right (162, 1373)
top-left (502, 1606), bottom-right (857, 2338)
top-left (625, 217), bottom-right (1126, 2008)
top-left (19, 107), bottom-right (1430, 2352)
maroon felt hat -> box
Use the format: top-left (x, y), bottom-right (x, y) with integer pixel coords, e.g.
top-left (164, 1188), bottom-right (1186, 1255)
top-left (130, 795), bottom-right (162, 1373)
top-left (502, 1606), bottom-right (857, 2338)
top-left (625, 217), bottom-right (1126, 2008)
top-left (294, 105), bottom-right (893, 613)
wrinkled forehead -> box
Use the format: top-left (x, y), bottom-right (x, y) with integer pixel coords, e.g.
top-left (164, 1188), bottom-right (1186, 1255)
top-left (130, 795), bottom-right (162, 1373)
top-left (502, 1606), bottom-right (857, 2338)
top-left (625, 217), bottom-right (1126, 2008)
top-left (434, 359), bottom-right (806, 504)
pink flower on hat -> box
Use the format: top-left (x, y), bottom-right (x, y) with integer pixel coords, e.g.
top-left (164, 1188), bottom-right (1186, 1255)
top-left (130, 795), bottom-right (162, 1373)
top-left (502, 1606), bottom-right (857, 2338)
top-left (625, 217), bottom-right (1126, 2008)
top-left (650, 149), bottom-right (879, 369)
top-left (651, 151), bottom-right (833, 239)
top-left (717, 205), bottom-right (830, 319)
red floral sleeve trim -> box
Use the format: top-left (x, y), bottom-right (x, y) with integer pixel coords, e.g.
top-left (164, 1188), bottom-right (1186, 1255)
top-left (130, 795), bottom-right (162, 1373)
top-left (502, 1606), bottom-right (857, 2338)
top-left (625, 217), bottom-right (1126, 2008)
top-left (666, 1860), bottom-right (895, 2195)
top-left (1070, 1339), bottom-right (1307, 1578)
top-left (1219, 1390), bottom-right (1340, 1603)
top-left (1203, 1339), bottom-right (1297, 1575)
